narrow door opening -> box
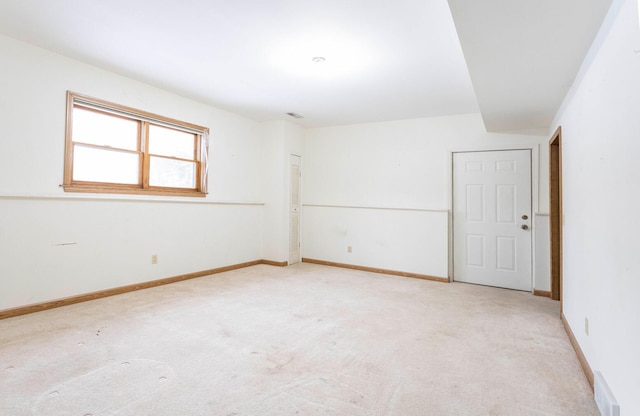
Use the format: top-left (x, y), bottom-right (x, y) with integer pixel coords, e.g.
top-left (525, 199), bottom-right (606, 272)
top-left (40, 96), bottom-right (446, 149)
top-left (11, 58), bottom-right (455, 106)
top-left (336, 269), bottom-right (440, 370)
top-left (549, 128), bottom-right (563, 306)
top-left (289, 155), bottom-right (301, 265)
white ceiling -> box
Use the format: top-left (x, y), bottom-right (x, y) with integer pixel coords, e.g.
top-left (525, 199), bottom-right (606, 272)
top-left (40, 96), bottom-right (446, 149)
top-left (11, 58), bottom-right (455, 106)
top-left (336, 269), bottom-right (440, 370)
top-left (0, 0), bottom-right (613, 130)
top-left (448, 0), bottom-right (613, 132)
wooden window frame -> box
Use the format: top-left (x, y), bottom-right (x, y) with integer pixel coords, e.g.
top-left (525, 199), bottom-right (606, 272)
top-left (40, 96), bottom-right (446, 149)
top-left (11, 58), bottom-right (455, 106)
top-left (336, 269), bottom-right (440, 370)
top-left (63, 91), bottom-right (209, 197)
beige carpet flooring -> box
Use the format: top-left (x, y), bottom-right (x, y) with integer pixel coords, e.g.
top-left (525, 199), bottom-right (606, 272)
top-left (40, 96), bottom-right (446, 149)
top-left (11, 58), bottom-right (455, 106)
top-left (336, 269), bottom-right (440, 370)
top-left (1, 263), bottom-right (597, 416)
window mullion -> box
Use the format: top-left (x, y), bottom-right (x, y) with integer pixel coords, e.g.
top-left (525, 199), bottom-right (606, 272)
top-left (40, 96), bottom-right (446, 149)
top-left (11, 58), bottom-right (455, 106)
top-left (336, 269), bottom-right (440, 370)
top-left (141, 121), bottom-right (150, 189)
top-left (195, 135), bottom-right (202, 190)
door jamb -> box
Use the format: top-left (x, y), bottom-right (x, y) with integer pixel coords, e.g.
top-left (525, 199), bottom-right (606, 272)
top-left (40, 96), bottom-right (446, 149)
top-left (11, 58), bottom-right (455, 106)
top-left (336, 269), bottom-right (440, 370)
top-left (549, 127), bottom-right (563, 307)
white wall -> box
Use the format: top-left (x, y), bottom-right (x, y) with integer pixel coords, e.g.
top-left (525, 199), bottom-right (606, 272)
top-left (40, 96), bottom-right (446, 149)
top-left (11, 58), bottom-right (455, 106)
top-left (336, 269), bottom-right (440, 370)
top-left (261, 121), bottom-right (287, 262)
top-left (535, 142), bottom-right (552, 293)
top-left (260, 120), bottom-right (304, 263)
top-left (551, 0), bottom-right (640, 414)
top-left (534, 214), bottom-right (551, 293)
top-left (0, 30), bottom-right (556, 317)
top-left (0, 35), bottom-right (265, 310)
top-left (303, 114), bottom-right (549, 282)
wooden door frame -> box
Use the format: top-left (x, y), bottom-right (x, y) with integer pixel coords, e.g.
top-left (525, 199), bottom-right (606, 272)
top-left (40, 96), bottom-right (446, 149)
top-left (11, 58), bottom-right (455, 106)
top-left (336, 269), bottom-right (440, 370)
top-left (549, 127), bottom-right (563, 306)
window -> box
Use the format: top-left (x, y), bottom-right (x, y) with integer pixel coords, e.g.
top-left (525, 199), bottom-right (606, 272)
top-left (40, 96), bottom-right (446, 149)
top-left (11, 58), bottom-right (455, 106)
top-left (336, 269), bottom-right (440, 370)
top-left (63, 92), bottom-right (209, 197)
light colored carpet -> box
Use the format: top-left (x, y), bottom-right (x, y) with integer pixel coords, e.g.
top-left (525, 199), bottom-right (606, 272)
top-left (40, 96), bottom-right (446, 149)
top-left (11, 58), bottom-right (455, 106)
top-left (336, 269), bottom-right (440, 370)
top-left (1, 263), bottom-right (597, 415)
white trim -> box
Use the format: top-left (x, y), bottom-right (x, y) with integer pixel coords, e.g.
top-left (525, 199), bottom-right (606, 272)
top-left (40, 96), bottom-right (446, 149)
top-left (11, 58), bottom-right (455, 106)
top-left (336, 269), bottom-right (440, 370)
top-left (446, 143), bottom-right (539, 153)
top-left (0, 193), bottom-right (264, 205)
top-left (302, 203), bottom-right (448, 213)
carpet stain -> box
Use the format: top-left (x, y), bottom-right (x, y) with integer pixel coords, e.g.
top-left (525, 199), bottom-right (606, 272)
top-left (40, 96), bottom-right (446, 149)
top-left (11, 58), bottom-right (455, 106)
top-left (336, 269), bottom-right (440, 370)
top-left (33, 359), bottom-right (173, 416)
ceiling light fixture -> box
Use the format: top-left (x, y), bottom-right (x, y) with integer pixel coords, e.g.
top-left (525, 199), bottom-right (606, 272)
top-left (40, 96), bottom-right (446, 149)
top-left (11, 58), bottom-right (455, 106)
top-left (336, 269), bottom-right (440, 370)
top-left (286, 112), bottom-right (304, 119)
top-left (268, 31), bottom-right (375, 80)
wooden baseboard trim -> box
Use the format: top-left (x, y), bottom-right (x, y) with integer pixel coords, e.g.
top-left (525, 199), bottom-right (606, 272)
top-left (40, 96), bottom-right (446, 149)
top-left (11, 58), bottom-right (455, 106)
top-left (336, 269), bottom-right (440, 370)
top-left (533, 290), bottom-right (552, 297)
top-left (260, 260), bottom-right (288, 267)
top-left (301, 258), bottom-right (449, 283)
top-left (561, 313), bottom-right (594, 389)
top-left (0, 259), bottom-right (288, 320)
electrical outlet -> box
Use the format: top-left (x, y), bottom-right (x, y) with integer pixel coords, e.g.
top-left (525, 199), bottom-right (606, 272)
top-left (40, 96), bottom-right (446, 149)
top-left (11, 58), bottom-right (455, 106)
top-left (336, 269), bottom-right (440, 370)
top-left (347, 246), bottom-right (352, 253)
top-left (151, 254), bottom-right (158, 264)
top-left (585, 317), bottom-right (589, 336)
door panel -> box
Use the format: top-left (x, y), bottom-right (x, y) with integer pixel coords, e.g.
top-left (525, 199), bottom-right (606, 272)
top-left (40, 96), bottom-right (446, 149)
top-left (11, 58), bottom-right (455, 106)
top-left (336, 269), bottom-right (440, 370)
top-left (466, 234), bottom-right (485, 267)
top-left (496, 236), bottom-right (516, 271)
top-left (466, 184), bottom-right (484, 221)
top-left (289, 155), bottom-right (301, 265)
top-left (453, 150), bottom-right (532, 291)
top-left (496, 185), bottom-right (516, 223)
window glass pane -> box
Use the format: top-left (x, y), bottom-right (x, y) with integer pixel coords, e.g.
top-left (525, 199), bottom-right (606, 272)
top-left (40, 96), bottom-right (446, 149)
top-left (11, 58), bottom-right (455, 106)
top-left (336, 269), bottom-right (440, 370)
top-left (73, 107), bottom-right (138, 151)
top-left (148, 125), bottom-right (195, 160)
top-left (149, 156), bottom-right (196, 188)
top-left (73, 145), bottom-right (139, 184)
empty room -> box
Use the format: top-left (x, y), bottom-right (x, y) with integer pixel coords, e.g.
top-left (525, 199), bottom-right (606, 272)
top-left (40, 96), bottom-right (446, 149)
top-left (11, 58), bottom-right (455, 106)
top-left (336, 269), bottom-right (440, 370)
top-left (1, 0), bottom-right (638, 415)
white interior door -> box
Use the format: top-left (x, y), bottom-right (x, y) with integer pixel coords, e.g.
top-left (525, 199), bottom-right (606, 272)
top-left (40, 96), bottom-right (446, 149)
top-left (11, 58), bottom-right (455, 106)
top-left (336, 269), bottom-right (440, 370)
top-left (289, 155), bottom-right (301, 265)
top-left (453, 150), bottom-right (532, 291)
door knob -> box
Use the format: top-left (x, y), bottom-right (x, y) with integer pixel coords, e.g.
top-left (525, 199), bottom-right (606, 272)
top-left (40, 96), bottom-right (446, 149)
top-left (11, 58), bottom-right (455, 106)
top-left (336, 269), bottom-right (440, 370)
top-left (521, 224), bottom-right (529, 230)
top-left (521, 214), bottom-right (528, 220)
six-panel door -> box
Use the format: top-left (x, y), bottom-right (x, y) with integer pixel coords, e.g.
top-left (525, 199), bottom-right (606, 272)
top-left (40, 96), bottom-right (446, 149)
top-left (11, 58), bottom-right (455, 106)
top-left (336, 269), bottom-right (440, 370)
top-left (453, 150), bottom-right (532, 291)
